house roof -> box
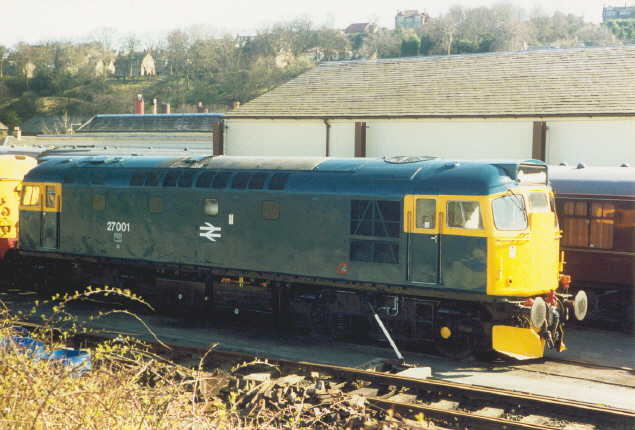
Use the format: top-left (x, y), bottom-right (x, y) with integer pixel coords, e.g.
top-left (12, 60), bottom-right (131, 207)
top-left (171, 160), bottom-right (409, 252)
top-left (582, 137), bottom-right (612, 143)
top-left (344, 23), bottom-right (374, 34)
top-left (76, 113), bottom-right (223, 133)
top-left (20, 116), bottom-right (91, 135)
top-left (226, 46), bottom-right (635, 119)
top-left (0, 121), bottom-right (7, 131)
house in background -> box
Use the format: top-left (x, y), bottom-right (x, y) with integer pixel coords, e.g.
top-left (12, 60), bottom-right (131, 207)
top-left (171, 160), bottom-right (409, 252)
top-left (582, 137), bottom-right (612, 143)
top-left (115, 52), bottom-right (156, 77)
top-left (95, 58), bottom-right (116, 76)
top-left (344, 23), bottom-right (379, 34)
top-left (395, 10), bottom-right (432, 30)
top-left (603, 5), bottom-right (635, 21)
top-left (223, 46), bottom-right (635, 167)
top-left (0, 121), bottom-right (8, 137)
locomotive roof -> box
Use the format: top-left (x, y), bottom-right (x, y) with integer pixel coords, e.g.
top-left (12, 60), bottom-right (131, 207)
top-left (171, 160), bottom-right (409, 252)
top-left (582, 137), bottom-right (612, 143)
top-left (29, 155), bottom-right (547, 196)
top-left (549, 165), bottom-right (635, 198)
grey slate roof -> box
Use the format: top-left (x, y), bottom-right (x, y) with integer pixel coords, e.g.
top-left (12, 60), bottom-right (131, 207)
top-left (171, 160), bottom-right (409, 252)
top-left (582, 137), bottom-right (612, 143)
top-left (76, 113), bottom-right (223, 133)
top-left (20, 116), bottom-right (91, 135)
top-left (226, 46), bottom-right (635, 119)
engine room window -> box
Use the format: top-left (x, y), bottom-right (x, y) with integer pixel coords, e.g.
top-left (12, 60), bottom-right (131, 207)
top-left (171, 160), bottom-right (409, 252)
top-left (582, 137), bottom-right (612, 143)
top-left (416, 199), bottom-right (436, 229)
top-left (350, 200), bottom-right (401, 265)
top-left (203, 199), bottom-right (219, 216)
top-left (350, 200), bottom-right (401, 238)
top-left (248, 172), bottom-right (268, 190)
top-left (262, 200), bottom-right (280, 220)
top-left (212, 171), bottom-right (232, 189)
top-left (145, 170), bottom-right (165, 187)
top-left (231, 172), bottom-right (251, 189)
top-left (447, 201), bottom-right (484, 230)
top-left (196, 171), bottom-right (216, 188)
top-left (21, 185), bottom-right (40, 207)
top-left (178, 170), bottom-right (197, 188)
top-left (93, 194), bottom-right (105, 211)
top-left (268, 173), bottom-right (290, 190)
top-left (529, 192), bottom-right (549, 211)
top-left (131, 169), bottom-right (151, 186)
top-left (492, 195), bottom-right (528, 231)
top-left (162, 170), bottom-right (182, 187)
top-left (148, 196), bottom-right (163, 214)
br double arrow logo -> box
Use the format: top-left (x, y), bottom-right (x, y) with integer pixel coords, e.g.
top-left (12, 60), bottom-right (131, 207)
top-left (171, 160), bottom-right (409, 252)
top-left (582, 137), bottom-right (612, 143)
top-left (199, 222), bottom-right (221, 242)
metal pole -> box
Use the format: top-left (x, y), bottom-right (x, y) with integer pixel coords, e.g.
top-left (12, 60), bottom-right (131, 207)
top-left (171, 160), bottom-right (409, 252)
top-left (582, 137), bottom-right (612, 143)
top-left (369, 302), bottom-right (404, 362)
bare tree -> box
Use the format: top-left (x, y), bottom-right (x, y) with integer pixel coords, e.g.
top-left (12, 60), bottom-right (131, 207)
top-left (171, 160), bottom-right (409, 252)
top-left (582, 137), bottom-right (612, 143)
top-left (122, 32), bottom-right (141, 78)
top-left (0, 45), bottom-right (7, 77)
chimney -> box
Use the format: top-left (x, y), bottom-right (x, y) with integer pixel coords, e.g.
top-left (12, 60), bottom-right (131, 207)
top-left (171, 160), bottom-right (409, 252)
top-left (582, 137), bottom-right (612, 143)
top-left (134, 94), bottom-right (144, 115)
top-left (161, 103), bottom-right (171, 114)
top-left (12, 127), bottom-right (21, 140)
top-left (152, 99), bottom-right (158, 115)
top-left (233, 101), bottom-right (240, 109)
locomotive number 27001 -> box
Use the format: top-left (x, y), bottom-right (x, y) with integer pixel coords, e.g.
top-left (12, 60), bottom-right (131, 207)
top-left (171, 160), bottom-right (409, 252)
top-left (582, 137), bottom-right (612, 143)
top-left (107, 221), bottom-right (131, 232)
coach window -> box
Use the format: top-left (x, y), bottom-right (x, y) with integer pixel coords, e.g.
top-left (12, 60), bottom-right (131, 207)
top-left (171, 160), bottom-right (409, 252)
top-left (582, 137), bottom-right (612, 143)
top-left (203, 199), bottom-right (219, 216)
top-left (21, 185), bottom-right (40, 207)
top-left (447, 201), bottom-right (484, 230)
top-left (416, 199), bottom-right (436, 229)
top-left (562, 202), bottom-right (588, 247)
top-left (590, 202), bottom-right (614, 249)
top-left (148, 196), bottom-right (163, 214)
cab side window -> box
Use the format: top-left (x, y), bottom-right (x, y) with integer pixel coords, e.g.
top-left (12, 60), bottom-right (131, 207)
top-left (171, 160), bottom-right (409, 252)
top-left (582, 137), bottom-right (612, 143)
top-left (21, 185), bottom-right (40, 207)
top-left (447, 201), bottom-right (483, 230)
top-left (45, 186), bottom-right (56, 209)
top-left (416, 199), bottom-right (436, 229)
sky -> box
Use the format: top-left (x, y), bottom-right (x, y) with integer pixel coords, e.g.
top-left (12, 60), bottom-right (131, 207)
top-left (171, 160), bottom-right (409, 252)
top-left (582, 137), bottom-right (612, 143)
top-left (0, 0), bottom-right (627, 48)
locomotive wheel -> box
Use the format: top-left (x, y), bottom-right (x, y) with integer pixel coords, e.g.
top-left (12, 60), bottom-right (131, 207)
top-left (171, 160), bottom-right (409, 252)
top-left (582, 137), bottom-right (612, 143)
top-left (434, 332), bottom-right (473, 360)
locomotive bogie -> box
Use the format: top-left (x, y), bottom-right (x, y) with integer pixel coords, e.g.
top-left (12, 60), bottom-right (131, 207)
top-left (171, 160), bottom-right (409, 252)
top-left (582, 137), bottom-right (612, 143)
top-left (12, 155), bottom-right (582, 359)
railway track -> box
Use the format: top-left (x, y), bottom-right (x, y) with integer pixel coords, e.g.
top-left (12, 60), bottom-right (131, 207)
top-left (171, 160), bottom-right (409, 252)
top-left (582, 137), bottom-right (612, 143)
top-left (9, 322), bottom-right (632, 430)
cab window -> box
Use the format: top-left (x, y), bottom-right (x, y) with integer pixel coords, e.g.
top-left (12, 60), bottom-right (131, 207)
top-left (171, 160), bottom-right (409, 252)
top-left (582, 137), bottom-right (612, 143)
top-left (45, 186), bottom-right (56, 209)
top-left (447, 201), bottom-right (483, 230)
top-left (416, 199), bottom-right (435, 229)
top-left (528, 192), bottom-right (549, 211)
top-left (492, 195), bottom-right (528, 231)
top-left (21, 185), bottom-right (40, 207)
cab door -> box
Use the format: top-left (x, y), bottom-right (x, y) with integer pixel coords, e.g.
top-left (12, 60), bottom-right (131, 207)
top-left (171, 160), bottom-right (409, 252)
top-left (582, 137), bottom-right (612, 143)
top-left (407, 194), bottom-right (440, 284)
top-left (41, 184), bottom-right (61, 249)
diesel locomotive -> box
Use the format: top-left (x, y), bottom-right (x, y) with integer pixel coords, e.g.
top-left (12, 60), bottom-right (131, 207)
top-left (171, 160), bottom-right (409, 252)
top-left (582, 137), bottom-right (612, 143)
top-left (549, 164), bottom-right (634, 331)
top-left (0, 154), bottom-right (37, 259)
top-left (7, 155), bottom-right (587, 359)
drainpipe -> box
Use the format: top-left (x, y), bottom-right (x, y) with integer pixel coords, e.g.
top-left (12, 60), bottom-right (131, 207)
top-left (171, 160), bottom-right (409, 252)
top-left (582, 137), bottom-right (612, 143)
top-left (323, 118), bottom-right (331, 157)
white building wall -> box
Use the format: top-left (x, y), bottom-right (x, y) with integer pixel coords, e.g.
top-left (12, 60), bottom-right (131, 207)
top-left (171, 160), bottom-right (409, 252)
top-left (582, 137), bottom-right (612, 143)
top-left (545, 118), bottom-right (635, 167)
top-left (226, 120), bottom-right (326, 156)
top-left (364, 119), bottom-right (534, 159)
top-left (225, 117), bottom-right (635, 167)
